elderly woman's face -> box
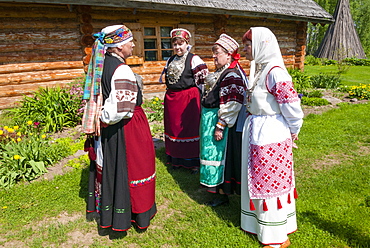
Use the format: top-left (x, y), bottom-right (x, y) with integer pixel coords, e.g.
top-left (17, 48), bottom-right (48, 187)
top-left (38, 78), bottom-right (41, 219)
top-left (243, 40), bottom-right (253, 61)
top-left (172, 39), bottom-right (188, 56)
top-left (120, 41), bottom-right (135, 59)
top-left (212, 45), bottom-right (230, 69)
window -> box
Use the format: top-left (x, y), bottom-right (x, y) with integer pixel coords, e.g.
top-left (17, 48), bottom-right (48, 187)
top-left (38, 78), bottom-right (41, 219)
top-left (143, 26), bottom-right (173, 61)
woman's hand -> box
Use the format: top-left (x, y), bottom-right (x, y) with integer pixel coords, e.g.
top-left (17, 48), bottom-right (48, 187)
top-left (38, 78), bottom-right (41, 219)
top-left (291, 133), bottom-right (298, 148)
top-left (214, 127), bottom-right (224, 141)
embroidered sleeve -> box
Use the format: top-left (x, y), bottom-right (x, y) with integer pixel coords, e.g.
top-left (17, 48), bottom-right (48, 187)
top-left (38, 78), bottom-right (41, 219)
top-left (217, 71), bottom-right (246, 128)
top-left (191, 55), bottom-right (209, 85)
top-left (267, 67), bottom-right (303, 134)
top-left (100, 65), bottom-right (138, 125)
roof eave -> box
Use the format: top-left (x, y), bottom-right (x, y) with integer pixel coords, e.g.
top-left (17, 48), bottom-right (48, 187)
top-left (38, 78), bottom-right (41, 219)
top-left (0, 0), bottom-right (334, 24)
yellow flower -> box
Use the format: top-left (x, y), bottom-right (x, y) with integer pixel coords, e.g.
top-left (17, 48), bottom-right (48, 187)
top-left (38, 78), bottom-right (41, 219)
top-left (13, 126), bottom-right (19, 130)
top-left (155, 97), bottom-right (159, 101)
top-left (17, 132), bottom-right (21, 136)
top-left (27, 121), bottom-right (33, 125)
top-left (0, 130), bottom-right (3, 135)
top-left (3, 126), bottom-right (8, 130)
top-left (153, 101), bottom-right (157, 104)
top-left (13, 155), bottom-right (21, 160)
top-left (17, 138), bottom-right (21, 142)
top-left (2, 206), bottom-right (7, 209)
top-left (41, 134), bottom-right (46, 139)
top-left (7, 128), bottom-right (14, 133)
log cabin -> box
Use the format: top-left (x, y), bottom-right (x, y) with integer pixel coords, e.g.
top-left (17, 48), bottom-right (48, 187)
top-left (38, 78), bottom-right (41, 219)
top-left (0, 0), bottom-right (333, 109)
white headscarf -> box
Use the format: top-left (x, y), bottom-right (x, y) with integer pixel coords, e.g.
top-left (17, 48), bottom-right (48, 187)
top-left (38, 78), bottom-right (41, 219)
top-left (248, 27), bottom-right (287, 84)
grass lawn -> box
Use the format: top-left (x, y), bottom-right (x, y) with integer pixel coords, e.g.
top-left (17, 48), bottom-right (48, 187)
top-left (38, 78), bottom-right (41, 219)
top-left (304, 65), bottom-right (370, 86)
top-left (0, 102), bottom-right (369, 247)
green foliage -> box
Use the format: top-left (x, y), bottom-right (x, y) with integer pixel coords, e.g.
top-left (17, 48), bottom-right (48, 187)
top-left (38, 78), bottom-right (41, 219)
top-left (288, 68), bottom-right (312, 93)
top-left (304, 55), bottom-right (323, 66)
top-left (1, 104), bottom-right (370, 247)
top-left (310, 73), bottom-right (342, 89)
top-left (340, 84), bottom-right (370, 100)
top-left (0, 121), bottom-right (77, 189)
top-left (343, 57), bottom-right (370, 66)
top-left (304, 89), bottom-right (323, 98)
top-left (9, 79), bottom-right (85, 133)
top-left (142, 96), bottom-right (164, 122)
top-left (301, 96), bottom-right (330, 106)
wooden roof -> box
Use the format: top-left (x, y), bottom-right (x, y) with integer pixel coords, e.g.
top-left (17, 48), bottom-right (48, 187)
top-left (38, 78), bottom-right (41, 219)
top-left (2, 0), bottom-right (333, 23)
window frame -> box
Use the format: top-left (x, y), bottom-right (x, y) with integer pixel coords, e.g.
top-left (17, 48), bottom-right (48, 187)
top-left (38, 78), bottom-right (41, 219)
top-left (143, 25), bottom-right (174, 61)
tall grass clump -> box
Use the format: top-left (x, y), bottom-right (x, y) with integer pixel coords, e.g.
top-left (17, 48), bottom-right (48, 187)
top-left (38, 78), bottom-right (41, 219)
top-left (8, 78), bottom-right (85, 133)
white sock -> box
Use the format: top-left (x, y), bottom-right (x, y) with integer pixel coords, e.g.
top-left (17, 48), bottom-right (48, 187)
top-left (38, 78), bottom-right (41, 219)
top-left (269, 245), bottom-right (280, 248)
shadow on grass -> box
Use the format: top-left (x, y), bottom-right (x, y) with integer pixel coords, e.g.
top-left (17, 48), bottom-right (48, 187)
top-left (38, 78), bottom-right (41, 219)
top-left (155, 147), bottom-right (258, 242)
top-left (301, 211), bottom-right (370, 246)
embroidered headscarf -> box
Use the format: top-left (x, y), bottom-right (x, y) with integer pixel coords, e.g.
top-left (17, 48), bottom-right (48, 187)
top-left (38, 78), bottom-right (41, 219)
top-left (214, 33), bottom-right (241, 69)
top-left (170, 28), bottom-right (191, 43)
top-left (81, 24), bottom-right (133, 135)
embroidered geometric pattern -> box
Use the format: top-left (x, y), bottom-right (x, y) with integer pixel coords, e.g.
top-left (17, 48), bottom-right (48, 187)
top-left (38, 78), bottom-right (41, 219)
top-left (219, 72), bottom-right (245, 104)
top-left (115, 79), bottom-right (137, 113)
top-left (165, 133), bottom-right (200, 142)
top-left (129, 172), bottom-right (156, 187)
top-left (248, 138), bottom-right (294, 199)
top-left (270, 81), bottom-right (299, 104)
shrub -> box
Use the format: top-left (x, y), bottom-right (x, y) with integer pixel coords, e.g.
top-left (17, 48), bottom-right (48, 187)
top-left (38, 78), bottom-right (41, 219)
top-left (304, 89), bottom-right (324, 98)
top-left (288, 69), bottom-right (312, 93)
top-left (301, 97), bottom-right (330, 106)
top-left (345, 84), bottom-right (370, 100)
top-left (310, 73), bottom-right (342, 89)
top-left (142, 96), bottom-right (164, 122)
top-left (343, 58), bottom-right (370, 66)
top-left (9, 79), bottom-right (84, 133)
top-left (304, 55), bottom-right (322, 66)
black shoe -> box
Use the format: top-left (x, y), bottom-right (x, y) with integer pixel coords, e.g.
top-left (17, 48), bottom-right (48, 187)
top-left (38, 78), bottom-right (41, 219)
top-left (204, 197), bottom-right (229, 207)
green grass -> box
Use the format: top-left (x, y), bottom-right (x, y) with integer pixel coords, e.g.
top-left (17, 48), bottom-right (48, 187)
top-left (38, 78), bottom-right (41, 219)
top-left (304, 65), bottom-right (370, 86)
top-left (0, 102), bottom-right (369, 247)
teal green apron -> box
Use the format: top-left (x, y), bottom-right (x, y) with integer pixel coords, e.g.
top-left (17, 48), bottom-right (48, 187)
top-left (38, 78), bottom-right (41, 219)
top-left (199, 107), bottom-right (229, 187)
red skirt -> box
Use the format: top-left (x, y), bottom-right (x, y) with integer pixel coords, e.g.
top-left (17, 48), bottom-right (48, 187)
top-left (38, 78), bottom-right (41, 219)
top-left (164, 87), bottom-right (201, 164)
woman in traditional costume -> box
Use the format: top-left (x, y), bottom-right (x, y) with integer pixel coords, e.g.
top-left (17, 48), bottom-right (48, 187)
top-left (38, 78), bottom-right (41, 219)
top-left (240, 27), bottom-right (303, 248)
top-left (200, 34), bottom-right (247, 206)
top-left (162, 28), bottom-right (208, 173)
top-left (82, 24), bottom-right (156, 232)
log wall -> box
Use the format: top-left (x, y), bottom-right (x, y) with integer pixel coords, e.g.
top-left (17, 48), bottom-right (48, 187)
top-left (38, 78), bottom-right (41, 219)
top-left (0, 2), bottom-right (307, 109)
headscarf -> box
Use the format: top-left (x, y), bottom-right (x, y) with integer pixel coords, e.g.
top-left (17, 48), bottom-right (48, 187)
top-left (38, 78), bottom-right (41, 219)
top-left (214, 33), bottom-right (241, 69)
top-left (81, 24), bottom-right (133, 135)
top-left (244, 27), bottom-right (286, 83)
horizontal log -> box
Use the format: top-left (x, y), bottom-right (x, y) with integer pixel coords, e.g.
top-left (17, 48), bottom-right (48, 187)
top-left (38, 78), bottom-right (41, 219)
top-left (143, 84), bottom-right (166, 94)
top-left (0, 30), bottom-right (80, 41)
top-left (0, 6), bottom-right (76, 19)
top-left (0, 17), bottom-right (78, 30)
top-left (0, 51), bottom-right (83, 64)
top-left (0, 61), bottom-right (83, 74)
top-left (0, 95), bottom-right (31, 110)
top-left (0, 80), bottom-right (73, 97)
top-left (0, 69), bottom-right (84, 86)
top-left (0, 40), bottom-right (81, 53)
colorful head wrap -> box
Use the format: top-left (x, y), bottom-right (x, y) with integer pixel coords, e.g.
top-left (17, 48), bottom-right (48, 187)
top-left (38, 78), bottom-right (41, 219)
top-left (170, 28), bottom-right (191, 43)
top-left (81, 24), bottom-right (133, 135)
top-left (215, 33), bottom-right (241, 69)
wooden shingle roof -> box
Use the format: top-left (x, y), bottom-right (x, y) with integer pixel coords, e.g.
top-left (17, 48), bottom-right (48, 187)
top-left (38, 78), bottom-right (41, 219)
top-left (1, 0), bottom-right (333, 23)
